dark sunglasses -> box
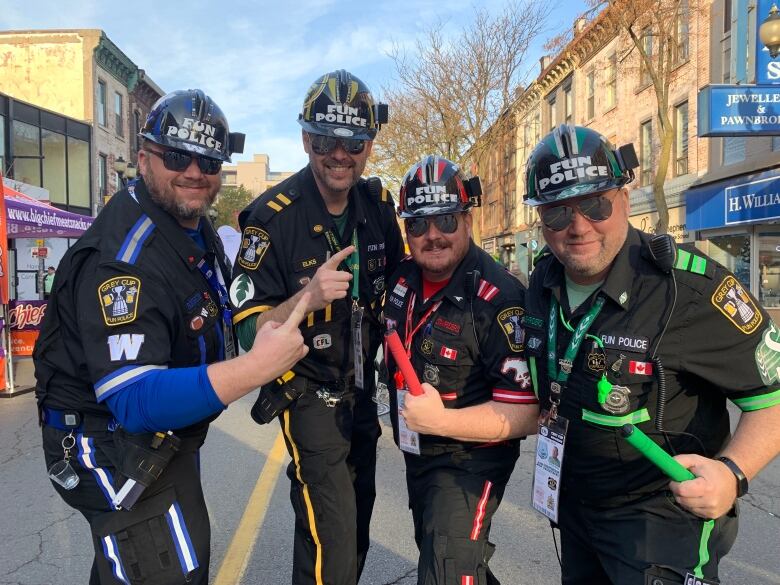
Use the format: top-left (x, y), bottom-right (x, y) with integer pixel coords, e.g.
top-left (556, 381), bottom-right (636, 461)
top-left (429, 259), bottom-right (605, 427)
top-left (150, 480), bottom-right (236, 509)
top-left (405, 214), bottom-right (459, 238)
top-left (309, 133), bottom-right (366, 155)
top-left (539, 194), bottom-right (615, 231)
top-left (145, 148), bottom-right (223, 175)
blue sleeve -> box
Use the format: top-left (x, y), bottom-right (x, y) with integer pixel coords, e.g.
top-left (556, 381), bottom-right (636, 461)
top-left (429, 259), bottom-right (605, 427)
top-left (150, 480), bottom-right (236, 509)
top-left (105, 365), bottom-right (226, 433)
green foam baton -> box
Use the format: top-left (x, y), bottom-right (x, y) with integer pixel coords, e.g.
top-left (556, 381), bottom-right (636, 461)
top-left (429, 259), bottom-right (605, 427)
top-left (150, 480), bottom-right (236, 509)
top-left (621, 424), bottom-right (695, 482)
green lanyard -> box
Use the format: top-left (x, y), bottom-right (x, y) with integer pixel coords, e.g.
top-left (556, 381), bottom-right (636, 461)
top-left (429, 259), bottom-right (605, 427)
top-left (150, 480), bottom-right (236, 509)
top-left (325, 228), bottom-right (360, 301)
top-left (546, 295), bottom-right (605, 415)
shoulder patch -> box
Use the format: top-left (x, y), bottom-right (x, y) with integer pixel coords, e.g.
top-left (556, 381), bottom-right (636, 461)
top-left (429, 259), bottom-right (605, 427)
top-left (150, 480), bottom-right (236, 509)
top-left (711, 275), bottom-right (763, 334)
top-left (476, 279), bottom-right (500, 302)
top-left (674, 249), bottom-right (714, 278)
top-left (253, 188), bottom-right (301, 224)
top-left (229, 273), bottom-right (255, 308)
top-left (99, 276), bottom-right (141, 326)
top-left (754, 321), bottom-right (780, 386)
top-left (497, 306), bottom-right (525, 352)
top-left (238, 227), bottom-right (271, 270)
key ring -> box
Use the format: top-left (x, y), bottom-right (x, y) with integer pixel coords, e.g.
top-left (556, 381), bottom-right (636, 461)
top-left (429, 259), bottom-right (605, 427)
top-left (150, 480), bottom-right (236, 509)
top-left (62, 432), bottom-right (76, 460)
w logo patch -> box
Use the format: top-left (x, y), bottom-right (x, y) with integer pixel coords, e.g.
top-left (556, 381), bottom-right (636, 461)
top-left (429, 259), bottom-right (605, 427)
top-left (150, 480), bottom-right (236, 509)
top-left (107, 334), bottom-right (145, 362)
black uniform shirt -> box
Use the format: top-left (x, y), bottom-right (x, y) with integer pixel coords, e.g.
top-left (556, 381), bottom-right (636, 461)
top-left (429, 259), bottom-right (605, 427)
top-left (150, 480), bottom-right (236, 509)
top-left (230, 165), bottom-right (404, 383)
top-left (34, 178), bottom-right (234, 434)
top-left (524, 227), bottom-right (780, 501)
top-left (384, 242), bottom-right (537, 455)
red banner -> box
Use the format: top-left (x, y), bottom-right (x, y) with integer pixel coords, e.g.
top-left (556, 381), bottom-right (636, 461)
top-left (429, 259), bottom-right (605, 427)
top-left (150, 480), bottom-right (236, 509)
top-left (0, 173), bottom-right (9, 304)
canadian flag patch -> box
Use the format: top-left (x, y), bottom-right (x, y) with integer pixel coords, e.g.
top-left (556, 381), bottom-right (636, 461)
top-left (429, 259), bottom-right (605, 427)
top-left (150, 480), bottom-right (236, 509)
top-left (440, 346), bottom-right (458, 360)
top-left (628, 360), bottom-right (653, 375)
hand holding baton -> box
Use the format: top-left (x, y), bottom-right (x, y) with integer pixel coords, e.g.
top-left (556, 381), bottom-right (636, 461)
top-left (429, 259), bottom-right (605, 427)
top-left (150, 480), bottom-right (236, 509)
top-left (621, 424), bottom-right (695, 482)
top-left (385, 329), bottom-right (423, 396)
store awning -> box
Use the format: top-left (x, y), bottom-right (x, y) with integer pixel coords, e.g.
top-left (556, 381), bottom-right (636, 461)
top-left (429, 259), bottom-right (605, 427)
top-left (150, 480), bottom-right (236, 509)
top-left (4, 187), bottom-right (93, 238)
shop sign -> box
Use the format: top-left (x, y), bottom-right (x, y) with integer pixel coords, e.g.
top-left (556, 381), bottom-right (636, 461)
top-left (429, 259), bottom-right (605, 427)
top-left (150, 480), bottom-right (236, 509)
top-left (8, 300), bottom-right (47, 357)
top-left (725, 175), bottom-right (780, 225)
top-left (629, 206), bottom-right (690, 243)
top-left (697, 85), bottom-right (780, 136)
top-left (756, 0), bottom-right (780, 84)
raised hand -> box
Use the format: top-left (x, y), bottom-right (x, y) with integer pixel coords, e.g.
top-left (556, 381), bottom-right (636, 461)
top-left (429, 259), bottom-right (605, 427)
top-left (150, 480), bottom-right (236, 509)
top-left (303, 246), bottom-right (354, 312)
top-left (251, 293), bottom-right (310, 380)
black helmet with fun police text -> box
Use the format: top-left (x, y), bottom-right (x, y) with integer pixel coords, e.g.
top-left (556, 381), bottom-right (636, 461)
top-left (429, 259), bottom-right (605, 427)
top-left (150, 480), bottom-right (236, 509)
top-left (140, 89), bottom-right (245, 162)
top-left (298, 70), bottom-right (388, 140)
top-left (524, 124), bottom-right (638, 206)
top-left (398, 156), bottom-right (482, 218)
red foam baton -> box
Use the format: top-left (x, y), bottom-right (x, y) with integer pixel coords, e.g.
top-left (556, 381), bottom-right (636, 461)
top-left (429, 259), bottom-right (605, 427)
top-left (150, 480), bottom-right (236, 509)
top-left (385, 329), bottom-right (423, 396)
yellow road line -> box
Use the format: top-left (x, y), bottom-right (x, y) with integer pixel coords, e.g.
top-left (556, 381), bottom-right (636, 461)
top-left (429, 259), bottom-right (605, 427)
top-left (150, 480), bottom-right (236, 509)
top-left (213, 431), bottom-right (287, 585)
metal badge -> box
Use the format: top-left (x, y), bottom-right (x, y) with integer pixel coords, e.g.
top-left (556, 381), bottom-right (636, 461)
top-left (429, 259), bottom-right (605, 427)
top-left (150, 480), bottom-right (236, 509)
top-left (587, 352), bottom-right (606, 372)
top-left (421, 338), bottom-right (434, 355)
top-left (423, 363), bottom-right (440, 386)
top-left (558, 359), bottom-right (573, 374)
top-left (601, 384), bottom-right (631, 414)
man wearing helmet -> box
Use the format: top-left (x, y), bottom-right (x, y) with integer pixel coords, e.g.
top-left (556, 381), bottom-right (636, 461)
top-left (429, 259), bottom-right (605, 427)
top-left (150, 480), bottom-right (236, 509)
top-left (34, 89), bottom-right (310, 585)
top-left (230, 70), bottom-right (403, 585)
top-left (523, 124), bottom-right (780, 585)
top-left (384, 156), bottom-right (539, 585)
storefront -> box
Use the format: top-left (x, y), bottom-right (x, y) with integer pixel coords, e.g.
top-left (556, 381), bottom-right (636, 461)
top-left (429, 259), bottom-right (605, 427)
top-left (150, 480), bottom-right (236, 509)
top-left (686, 167), bottom-right (780, 322)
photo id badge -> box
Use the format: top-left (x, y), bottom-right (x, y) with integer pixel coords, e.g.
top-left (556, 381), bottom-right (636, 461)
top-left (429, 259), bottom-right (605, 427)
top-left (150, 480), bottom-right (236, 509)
top-left (352, 305), bottom-right (365, 389)
top-left (397, 389), bottom-right (421, 455)
top-left (531, 411), bottom-right (568, 524)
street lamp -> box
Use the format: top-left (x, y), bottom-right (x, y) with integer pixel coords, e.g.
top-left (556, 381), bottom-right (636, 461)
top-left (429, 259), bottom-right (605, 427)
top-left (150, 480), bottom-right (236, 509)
top-left (760, 3), bottom-right (780, 58)
top-left (113, 156), bottom-right (137, 186)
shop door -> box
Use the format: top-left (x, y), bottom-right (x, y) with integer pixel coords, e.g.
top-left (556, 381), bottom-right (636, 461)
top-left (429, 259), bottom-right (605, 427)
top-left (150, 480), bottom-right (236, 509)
top-left (758, 231), bottom-right (780, 324)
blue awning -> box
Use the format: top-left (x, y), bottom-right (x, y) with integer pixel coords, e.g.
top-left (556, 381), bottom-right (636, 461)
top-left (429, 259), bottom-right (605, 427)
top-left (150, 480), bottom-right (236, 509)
top-left (686, 168), bottom-right (780, 231)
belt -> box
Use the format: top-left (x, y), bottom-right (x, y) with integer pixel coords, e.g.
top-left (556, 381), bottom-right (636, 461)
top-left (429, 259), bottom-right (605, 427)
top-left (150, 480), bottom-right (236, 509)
top-left (41, 407), bottom-right (118, 433)
top-left (303, 375), bottom-right (356, 393)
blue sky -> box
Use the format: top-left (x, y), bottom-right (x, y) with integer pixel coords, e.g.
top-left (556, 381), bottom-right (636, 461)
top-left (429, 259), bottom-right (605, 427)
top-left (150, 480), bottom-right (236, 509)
top-left (1, 0), bottom-right (588, 173)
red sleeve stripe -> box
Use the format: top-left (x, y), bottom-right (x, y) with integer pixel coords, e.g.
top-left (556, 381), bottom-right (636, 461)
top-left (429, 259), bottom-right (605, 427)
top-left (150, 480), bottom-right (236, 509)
top-left (439, 392), bottom-right (457, 401)
top-left (477, 279), bottom-right (500, 302)
top-left (492, 389), bottom-right (538, 404)
top-left (470, 480), bottom-right (493, 540)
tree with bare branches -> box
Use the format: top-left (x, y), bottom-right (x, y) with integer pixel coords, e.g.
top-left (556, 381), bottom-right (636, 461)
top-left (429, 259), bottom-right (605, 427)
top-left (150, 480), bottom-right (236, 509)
top-left (588, 0), bottom-right (695, 234)
top-left (369, 1), bottom-right (551, 191)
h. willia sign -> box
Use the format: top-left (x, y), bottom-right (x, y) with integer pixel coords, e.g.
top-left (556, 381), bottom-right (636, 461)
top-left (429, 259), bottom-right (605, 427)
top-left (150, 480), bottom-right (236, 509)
top-left (726, 176), bottom-right (780, 225)
top-left (698, 85), bottom-right (780, 136)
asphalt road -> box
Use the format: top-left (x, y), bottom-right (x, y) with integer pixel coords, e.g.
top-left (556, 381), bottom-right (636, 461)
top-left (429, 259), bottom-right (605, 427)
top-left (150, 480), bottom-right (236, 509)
top-left (1, 392), bottom-right (778, 585)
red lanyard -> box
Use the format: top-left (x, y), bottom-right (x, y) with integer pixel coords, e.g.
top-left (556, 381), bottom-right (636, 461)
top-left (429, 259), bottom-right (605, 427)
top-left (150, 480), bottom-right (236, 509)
top-left (403, 291), bottom-right (441, 358)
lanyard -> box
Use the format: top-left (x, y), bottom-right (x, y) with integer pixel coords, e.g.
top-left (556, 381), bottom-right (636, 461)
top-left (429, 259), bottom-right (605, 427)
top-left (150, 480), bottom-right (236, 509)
top-left (546, 295), bottom-right (605, 416)
top-left (324, 228), bottom-right (360, 301)
top-left (196, 257), bottom-right (234, 360)
top-left (403, 291), bottom-right (442, 358)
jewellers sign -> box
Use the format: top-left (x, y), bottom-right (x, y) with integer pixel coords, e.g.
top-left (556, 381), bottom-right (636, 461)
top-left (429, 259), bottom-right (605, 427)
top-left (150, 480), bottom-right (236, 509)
top-left (698, 85), bottom-right (780, 136)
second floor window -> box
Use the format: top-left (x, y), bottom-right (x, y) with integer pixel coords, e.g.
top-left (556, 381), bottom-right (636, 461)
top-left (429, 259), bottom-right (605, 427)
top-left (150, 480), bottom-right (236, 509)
top-left (674, 101), bottom-right (689, 176)
top-left (640, 120), bottom-right (653, 187)
top-left (115, 93), bottom-right (124, 137)
top-left (564, 85), bottom-right (573, 124)
top-left (640, 28), bottom-right (653, 87)
top-left (97, 81), bottom-right (107, 126)
top-left (98, 154), bottom-right (107, 197)
top-left (586, 71), bottom-right (595, 119)
top-left (606, 53), bottom-right (617, 109)
top-left (674, 0), bottom-right (690, 64)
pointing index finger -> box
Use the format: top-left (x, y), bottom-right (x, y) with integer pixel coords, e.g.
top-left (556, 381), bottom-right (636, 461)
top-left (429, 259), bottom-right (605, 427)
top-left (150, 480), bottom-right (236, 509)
top-left (284, 293), bottom-right (311, 329)
top-left (324, 245), bottom-right (355, 268)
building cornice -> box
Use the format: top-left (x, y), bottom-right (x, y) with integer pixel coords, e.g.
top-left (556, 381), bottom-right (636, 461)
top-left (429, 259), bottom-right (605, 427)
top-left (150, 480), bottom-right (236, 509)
top-left (94, 33), bottom-right (138, 89)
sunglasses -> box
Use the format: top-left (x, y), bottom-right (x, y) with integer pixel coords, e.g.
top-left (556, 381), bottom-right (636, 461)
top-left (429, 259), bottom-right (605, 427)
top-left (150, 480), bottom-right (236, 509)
top-left (145, 148), bottom-right (223, 175)
top-left (405, 214), bottom-right (459, 238)
top-left (539, 194), bottom-right (615, 231)
top-left (309, 133), bottom-right (366, 155)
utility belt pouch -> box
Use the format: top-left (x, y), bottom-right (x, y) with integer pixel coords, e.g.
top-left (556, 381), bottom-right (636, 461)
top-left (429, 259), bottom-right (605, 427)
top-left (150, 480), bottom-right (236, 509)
top-left (113, 429), bottom-right (181, 510)
top-left (251, 376), bottom-right (304, 425)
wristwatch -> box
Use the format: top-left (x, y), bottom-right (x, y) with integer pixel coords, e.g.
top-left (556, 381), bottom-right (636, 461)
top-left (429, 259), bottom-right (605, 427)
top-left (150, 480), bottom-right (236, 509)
top-left (717, 456), bottom-right (749, 497)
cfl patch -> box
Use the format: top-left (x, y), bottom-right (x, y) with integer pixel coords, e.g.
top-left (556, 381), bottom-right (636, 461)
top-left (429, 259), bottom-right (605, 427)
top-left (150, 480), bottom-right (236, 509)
top-left (99, 277), bottom-right (141, 326)
top-left (711, 275), bottom-right (762, 334)
top-left (497, 306), bottom-right (525, 352)
top-left (238, 226), bottom-right (271, 270)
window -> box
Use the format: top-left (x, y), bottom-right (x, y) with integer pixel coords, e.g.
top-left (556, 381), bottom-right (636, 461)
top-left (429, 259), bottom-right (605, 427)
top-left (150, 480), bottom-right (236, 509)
top-left (605, 53), bottom-right (617, 109)
top-left (724, 0), bottom-right (732, 34)
top-left (674, 0), bottom-right (690, 64)
top-left (722, 39), bottom-right (732, 83)
top-left (640, 28), bottom-right (653, 86)
top-left (772, 136), bottom-right (780, 151)
top-left (586, 71), bottom-right (595, 119)
top-left (564, 85), bottom-right (573, 124)
top-left (674, 101), bottom-right (689, 176)
top-left (114, 93), bottom-right (124, 137)
top-left (548, 96), bottom-right (557, 131)
top-left (42, 129), bottom-right (67, 204)
top-left (722, 136), bottom-right (745, 165)
top-left (12, 120), bottom-right (41, 186)
top-left (97, 80), bottom-right (107, 126)
top-left (98, 154), bottom-right (108, 199)
top-left (67, 137), bottom-right (90, 209)
top-left (134, 110), bottom-right (142, 151)
top-left (640, 120), bottom-right (653, 187)
top-left (0, 115), bottom-right (5, 174)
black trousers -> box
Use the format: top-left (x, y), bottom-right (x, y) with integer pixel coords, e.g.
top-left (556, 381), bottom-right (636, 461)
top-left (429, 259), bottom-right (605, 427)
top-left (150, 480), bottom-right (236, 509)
top-left (280, 385), bottom-right (380, 585)
top-left (42, 425), bottom-right (210, 585)
top-left (557, 489), bottom-right (739, 585)
top-left (404, 443), bottom-right (520, 585)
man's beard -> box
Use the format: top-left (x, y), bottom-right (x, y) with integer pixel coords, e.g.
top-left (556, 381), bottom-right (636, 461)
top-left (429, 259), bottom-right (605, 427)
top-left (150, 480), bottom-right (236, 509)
top-left (144, 164), bottom-right (217, 221)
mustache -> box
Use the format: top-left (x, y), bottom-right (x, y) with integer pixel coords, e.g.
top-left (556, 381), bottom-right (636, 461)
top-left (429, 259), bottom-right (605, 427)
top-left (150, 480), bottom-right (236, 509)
top-left (175, 180), bottom-right (211, 188)
top-left (421, 240), bottom-right (451, 252)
